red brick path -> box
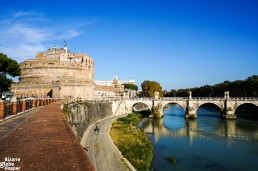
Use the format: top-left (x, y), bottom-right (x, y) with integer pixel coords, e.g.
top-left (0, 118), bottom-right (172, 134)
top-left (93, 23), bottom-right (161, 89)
top-left (0, 101), bottom-right (95, 171)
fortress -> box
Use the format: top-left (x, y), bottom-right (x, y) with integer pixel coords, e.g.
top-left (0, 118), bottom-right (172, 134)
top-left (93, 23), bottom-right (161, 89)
top-left (11, 43), bottom-right (134, 99)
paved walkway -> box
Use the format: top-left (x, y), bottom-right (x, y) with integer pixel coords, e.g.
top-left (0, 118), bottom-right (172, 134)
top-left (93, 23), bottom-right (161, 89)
top-left (0, 108), bottom-right (40, 139)
top-left (0, 101), bottom-right (94, 171)
top-left (81, 115), bottom-right (136, 171)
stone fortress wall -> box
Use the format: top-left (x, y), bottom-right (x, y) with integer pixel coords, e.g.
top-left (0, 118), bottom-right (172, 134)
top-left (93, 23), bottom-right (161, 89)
top-left (11, 44), bottom-right (136, 99)
top-left (12, 44), bottom-right (95, 99)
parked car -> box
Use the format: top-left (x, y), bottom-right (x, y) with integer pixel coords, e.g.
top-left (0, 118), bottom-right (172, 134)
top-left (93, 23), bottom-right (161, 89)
top-left (1, 91), bottom-right (14, 101)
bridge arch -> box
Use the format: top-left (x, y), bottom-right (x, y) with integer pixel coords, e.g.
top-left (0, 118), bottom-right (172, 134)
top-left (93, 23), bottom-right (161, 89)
top-left (162, 101), bottom-right (186, 112)
top-left (128, 101), bottom-right (152, 113)
top-left (196, 102), bottom-right (223, 117)
top-left (196, 102), bottom-right (223, 112)
top-left (234, 102), bottom-right (258, 117)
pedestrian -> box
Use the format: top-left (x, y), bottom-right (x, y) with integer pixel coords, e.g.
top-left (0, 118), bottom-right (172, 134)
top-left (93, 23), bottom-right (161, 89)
top-left (86, 144), bottom-right (90, 151)
top-left (84, 144), bottom-right (90, 152)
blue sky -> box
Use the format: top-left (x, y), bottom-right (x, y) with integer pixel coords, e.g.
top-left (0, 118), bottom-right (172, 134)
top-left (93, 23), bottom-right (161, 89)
top-left (0, 0), bottom-right (257, 90)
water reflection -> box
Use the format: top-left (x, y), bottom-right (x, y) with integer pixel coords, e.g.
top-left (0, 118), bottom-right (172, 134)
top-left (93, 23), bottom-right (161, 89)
top-left (139, 104), bottom-right (258, 171)
top-left (141, 104), bottom-right (258, 143)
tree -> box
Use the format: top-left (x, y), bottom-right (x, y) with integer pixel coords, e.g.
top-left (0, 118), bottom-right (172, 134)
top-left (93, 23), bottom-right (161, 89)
top-left (141, 80), bottom-right (163, 97)
top-left (122, 83), bottom-right (138, 91)
top-left (165, 75), bottom-right (258, 98)
top-left (171, 89), bottom-right (177, 97)
top-left (0, 53), bottom-right (21, 92)
top-left (245, 75), bottom-right (258, 97)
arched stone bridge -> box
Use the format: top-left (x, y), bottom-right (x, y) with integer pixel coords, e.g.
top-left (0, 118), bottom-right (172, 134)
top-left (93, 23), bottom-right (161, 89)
top-left (113, 96), bottom-right (258, 119)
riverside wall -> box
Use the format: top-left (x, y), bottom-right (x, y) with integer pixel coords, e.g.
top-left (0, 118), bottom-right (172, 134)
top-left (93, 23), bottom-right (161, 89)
top-left (62, 99), bottom-right (144, 140)
top-left (63, 100), bottom-right (115, 140)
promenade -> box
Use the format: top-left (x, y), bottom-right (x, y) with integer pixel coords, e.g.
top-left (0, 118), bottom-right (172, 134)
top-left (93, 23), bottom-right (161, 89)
top-left (0, 101), bottom-right (94, 171)
top-left (81, 114), bottom-right (135, 171)
top-left (0, 108), bottom-right (39, 138)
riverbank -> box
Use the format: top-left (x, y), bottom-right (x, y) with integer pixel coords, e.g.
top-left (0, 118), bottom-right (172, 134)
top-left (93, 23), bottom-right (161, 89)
top-left (110, 113), bottom-right (153, 171)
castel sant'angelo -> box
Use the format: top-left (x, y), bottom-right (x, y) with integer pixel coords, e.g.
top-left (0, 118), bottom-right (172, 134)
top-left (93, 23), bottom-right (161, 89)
top-left (11, 43), bottom-right (134, 99)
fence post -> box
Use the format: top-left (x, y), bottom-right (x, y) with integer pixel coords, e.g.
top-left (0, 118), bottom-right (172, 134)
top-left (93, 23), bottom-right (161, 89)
top-left (36, 99), bottom-right (39, 107)
top-left (21, 100), bottom-right (26, 112)
top-left (12, 101), bottom-right (17, 115)
top-left (32, 99), bottom-right (36, 108)
top-left (0, 101), bottom-right (4, 119)
top-left (35, 99), bottom-right (37, 107)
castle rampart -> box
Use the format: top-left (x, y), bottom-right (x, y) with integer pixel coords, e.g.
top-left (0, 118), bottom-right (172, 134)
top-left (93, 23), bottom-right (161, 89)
top-left (11, 45), bottom-right (95, 99)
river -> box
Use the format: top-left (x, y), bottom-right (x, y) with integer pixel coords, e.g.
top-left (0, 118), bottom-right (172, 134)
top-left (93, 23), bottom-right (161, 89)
top-left (139, 104), bottom-right (258, 171)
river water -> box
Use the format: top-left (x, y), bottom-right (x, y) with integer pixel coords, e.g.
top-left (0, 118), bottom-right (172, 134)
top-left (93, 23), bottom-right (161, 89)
top-left (139, 104), bottom-right (258, 171)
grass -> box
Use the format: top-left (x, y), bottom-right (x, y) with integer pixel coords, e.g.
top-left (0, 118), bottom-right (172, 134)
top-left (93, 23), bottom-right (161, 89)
top-left (110, 113), bottom-right (153, 171)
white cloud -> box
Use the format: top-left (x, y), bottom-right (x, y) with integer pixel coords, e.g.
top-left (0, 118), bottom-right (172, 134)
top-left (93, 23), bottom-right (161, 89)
top-left (14, 11), bottom-right (38, 18)
top-left (60, 30), bottom-right (81, 40)
top-left (0, 9), bottom-right (87, 62)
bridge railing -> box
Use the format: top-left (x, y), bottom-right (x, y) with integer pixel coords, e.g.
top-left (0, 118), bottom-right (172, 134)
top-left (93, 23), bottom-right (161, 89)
top-left (160, 97), bottom-right (188, 101)
top-left (127, 97), bottom-right (153, 101)
top-left (65, 96), bottom-right (258, 104)
top-left (161, 97), bottom-right (258, 101)
top-left (227, 97), bottom-right (258, 101)
top-left (121, 97), bottom-right (258, 101)
top-left (125, 97), bottom-right (189, 101)
top-left (192, 97), bottom-right (225, 101)
top-left (126, 97), bottom-right (224, 101)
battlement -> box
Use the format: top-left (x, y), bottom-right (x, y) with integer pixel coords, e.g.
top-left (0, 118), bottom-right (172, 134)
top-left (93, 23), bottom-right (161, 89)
top-left (35, 47), bottom-right (94, 64)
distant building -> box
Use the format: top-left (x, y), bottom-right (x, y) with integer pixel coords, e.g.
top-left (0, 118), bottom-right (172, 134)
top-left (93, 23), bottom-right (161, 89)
top-left (11, 44), bottom-right (136, 99)
top-left (94, 76), bottom-right (136, 86)
top-left (94, 76), bottom-right (136, 98)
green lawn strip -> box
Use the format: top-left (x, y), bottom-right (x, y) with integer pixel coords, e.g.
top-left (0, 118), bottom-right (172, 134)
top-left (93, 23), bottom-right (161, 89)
top-left (110, 113), bottom-right (153, 171)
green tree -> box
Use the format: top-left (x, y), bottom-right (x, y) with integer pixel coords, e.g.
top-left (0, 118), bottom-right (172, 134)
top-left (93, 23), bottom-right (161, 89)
top-left (165, 75), bottom-right (258, 98)
top-left (0, 53), bottom-right (21, 92)
top-left (141, 80), bottom-right (163, 97)
top-left (245, 75), bottom-right (258, 97)
top-left (171, 89), bottom-right (177, 97)
top-left (122, 83), bottom-right (138, 91)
